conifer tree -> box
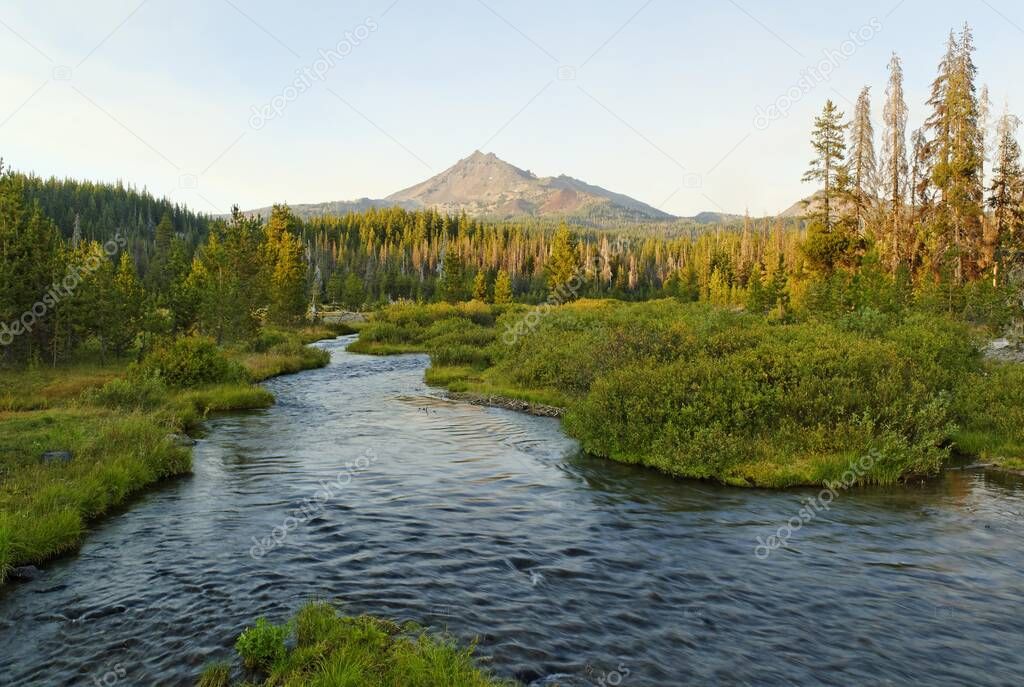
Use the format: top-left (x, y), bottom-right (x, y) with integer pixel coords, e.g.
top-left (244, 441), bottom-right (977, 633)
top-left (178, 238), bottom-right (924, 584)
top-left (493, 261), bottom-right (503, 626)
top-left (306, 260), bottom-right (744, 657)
top-left (0, 163), bottom-right (62, 361)
top-left (849, 87), bottom-right (877, 234)
top-left (111, 252), bottom-right (145, 355)
top-left (881, 53), bottom-right (909, 273)
top-left (493, 269), bottom-right (513, 305)
top-left (342, 272), bottom-right (365, 311)
top-left (987, 109), bottom-right (1024, 282)
top-left (438, 250), bottom-right (465, 303)
top-left (472, 270), bottom-right (488, 302)
top-left (147, 212), bottom-right (175, 296)
top-left (928, 25), bottom-right (985, 282)
top-left (268, 230), bottom-right (307, 325)
top-left (803, 100), bottom-right (849, 231)
top-left (547, 223), bottom-right (581, 294)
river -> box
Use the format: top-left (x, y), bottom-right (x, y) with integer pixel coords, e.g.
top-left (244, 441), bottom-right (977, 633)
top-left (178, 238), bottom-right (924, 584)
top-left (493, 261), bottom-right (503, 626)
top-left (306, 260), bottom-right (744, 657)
top-left (1, 335), bottom-right (1022, 686)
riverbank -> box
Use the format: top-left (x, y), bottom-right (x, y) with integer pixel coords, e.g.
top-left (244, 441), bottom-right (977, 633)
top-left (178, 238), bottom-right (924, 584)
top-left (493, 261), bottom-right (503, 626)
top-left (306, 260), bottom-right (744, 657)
top-left (351, 299), bottom-right (1024, 488)
top-left (0, 326), bottom-right (339, 584)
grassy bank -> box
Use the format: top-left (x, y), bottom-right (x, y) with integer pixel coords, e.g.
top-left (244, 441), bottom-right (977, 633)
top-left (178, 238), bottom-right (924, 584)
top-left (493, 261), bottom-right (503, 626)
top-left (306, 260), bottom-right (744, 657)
top-left (0, 328), bottom-right (335, 584)
top-left (198, 601), bottom-right (512, 687)
top-left (352, 299), bottom-right (1024, 487)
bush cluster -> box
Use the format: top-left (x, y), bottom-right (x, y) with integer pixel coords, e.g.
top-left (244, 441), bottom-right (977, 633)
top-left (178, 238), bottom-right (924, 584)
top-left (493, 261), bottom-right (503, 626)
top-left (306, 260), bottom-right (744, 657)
top-left (134, 336), bottom-right (247, 388)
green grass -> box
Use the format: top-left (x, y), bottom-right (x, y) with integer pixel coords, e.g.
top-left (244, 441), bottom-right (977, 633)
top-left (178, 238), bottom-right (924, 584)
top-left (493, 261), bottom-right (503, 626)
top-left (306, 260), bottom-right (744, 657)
top-left (952, 361), bottom-right (1024, 469)
top-left (200, 601), bottom-right (514, 687)
top-left (354, 298), bottom-right (1024, 488)
top-left (0, 328), bottom-right (332, 583)
top-left (0, 408), bottom-right (190, 582)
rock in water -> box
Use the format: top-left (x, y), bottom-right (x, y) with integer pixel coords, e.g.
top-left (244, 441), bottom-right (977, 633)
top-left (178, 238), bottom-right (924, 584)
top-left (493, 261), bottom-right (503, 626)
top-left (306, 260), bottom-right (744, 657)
top-left (168, 433), bottom-right (197, 447)
top-left (40, 451), bottom-right (72, 464)
top-left (8, 565), bottom-right (43, 581)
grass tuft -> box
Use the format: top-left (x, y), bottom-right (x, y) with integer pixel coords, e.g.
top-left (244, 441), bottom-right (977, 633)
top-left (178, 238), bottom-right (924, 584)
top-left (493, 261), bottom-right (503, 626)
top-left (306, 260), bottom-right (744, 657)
top-left (208, 601), bottom-right (513, 686)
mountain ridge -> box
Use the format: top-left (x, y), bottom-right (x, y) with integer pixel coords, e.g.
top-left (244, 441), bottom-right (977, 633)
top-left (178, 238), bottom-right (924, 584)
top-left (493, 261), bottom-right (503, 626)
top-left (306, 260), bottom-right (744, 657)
top-left (240, 151), bottom-right (740, 225)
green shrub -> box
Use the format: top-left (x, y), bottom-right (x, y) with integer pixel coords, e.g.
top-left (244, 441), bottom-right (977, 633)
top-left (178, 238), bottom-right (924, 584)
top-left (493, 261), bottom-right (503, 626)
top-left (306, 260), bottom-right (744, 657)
top-left (210, 602), bottom-right (510, 686)
top-left (953, 361), bottom-right (1024, 465)
top-left (136, 337), bottom-right (246, 389)
top-left (235, 617), bottom-right (288, 672)
top-left (247, 330), bottom-right (289, 353)
top-left (83, 374), bottom-right (167, 411)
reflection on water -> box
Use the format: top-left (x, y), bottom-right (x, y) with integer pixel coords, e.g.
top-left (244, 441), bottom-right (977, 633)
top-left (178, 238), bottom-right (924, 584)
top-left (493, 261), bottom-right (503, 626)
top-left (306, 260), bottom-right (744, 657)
top-left (1, 336), bottom-right (1022, 686)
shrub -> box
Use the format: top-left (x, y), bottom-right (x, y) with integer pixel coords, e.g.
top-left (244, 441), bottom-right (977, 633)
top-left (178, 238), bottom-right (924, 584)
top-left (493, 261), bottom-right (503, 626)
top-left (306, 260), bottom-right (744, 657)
top-left (83, 374), bottom-right (167, 411)
top-left (210, 602), bottom-right (510, 686)
top-left (135, 337), bottom-right (246, 389)
top-left (247, 330), bottom-right (289, 353)
top-left (234, 617), bottom-right (288, 672)
top-left (563, 314), bottom-right (965, 486)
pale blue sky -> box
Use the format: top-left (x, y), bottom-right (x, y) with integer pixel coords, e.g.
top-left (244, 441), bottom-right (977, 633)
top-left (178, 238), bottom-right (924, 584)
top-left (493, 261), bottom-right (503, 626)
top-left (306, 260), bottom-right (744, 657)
top-left (2, 0), bottom-right (1022, 217)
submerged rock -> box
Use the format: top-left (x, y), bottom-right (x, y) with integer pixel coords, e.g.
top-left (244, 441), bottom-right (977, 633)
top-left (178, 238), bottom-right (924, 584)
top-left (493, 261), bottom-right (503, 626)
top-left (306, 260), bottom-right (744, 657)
top-left (40, 451), bottom-right (72, 464)
top-left (445, 391), bottom-right (564, 418)
top-left (168, 434), bottom-right (196, 447)
top-left (8, 565), bottom-right (43, 581)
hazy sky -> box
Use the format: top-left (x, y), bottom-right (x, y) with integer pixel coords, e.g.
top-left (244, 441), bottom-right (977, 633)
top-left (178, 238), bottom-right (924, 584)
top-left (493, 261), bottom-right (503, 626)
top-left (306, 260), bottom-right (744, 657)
top-left (2, 0), bottom-right (1023, 217)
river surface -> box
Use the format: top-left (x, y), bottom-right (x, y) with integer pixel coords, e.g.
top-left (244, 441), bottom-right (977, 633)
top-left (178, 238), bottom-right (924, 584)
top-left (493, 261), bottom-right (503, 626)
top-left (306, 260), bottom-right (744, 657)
top-left (2, 336), bottom-right (1023, 686)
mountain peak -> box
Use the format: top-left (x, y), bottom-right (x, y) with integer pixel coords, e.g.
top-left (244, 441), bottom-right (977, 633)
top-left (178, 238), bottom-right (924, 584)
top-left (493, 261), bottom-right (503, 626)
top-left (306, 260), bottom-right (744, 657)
top-left (386, 152), bottom-right (672, 222)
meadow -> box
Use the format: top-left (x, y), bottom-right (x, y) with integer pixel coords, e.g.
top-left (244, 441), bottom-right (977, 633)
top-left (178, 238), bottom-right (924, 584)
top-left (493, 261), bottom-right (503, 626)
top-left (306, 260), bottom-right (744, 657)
top-left (0, 326), bottom-right (338, 584)
top-left (351, 298), bottom-right (1024, 487)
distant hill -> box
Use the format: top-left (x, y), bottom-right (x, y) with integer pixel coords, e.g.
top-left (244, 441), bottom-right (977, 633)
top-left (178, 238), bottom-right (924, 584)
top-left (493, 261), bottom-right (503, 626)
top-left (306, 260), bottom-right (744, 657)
top-left (779, 191), bottom-right (858, 220)
top-left (386, 151), bottom-right (675, 223)
top-left (692, 211), bottom-right (746, 224)
top-left (241, 197), bottom-right (418, 221)
top-left (238, 151), bottom-right (748, 226)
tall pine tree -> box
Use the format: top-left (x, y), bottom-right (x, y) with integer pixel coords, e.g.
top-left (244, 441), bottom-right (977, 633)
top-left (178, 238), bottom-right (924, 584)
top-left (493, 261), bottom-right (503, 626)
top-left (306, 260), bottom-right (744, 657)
top-left (881, 53), bottom-right (909, 273)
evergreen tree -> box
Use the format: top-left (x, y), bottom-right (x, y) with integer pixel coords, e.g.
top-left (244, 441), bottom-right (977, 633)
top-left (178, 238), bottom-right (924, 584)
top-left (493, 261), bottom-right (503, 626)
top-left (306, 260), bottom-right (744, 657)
top-left (472, 270), bottom-right (488, 302)
top-left (746, 264), bottom-right (769, 314)
top-left (110, 252), bottom-right (145, 355)
top-left (493, 269), bottom-right (513, 304)
top-left (438, 250), bottom-right (466, 303)
top-left (268, 229), bottom-right (307, 325)
top-left (987, 109), bottom-right (1024, 282)
top-left (189, 207), bottom-right (265, 343)
top-left (881, 53), bottom-right (909, 273)
top-left (147, 212), bottom-right (175, 296)
top-left (928, 25), bottom-right (985, 282)
top-left (0, 163), bottom-right (63, 362)
top-left (803, 100), bottom-right (849, 231)
top-left (849, 86), bottom-right (877, 234)
top-left (547, 223), bottom-right (581, 294)
top-left (342, 272), bottom-right (365, 311)
top-left (264, 205), bottom-right (308, 326)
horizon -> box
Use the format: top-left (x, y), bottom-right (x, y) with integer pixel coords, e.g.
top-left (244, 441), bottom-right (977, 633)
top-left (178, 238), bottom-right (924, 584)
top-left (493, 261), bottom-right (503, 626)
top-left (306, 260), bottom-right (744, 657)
top-left (3, 0), bottom-right (1023, 218)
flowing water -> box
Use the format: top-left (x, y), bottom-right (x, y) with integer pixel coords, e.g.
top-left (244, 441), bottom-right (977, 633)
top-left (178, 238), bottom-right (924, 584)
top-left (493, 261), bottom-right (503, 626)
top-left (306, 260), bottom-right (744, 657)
top-left (2, 336), bottom-right (1023, 686)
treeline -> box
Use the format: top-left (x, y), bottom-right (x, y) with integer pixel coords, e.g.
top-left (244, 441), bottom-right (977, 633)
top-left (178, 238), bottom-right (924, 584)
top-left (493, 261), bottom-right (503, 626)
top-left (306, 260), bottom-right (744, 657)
top-left (0, 161), bottom-right (311, 365)
top-left (301, 206), bottom-right (806, 307)
top-left (801, 23), bottom-right (1023, 290)
top-left (17, 172), bottom-right (211, 265)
